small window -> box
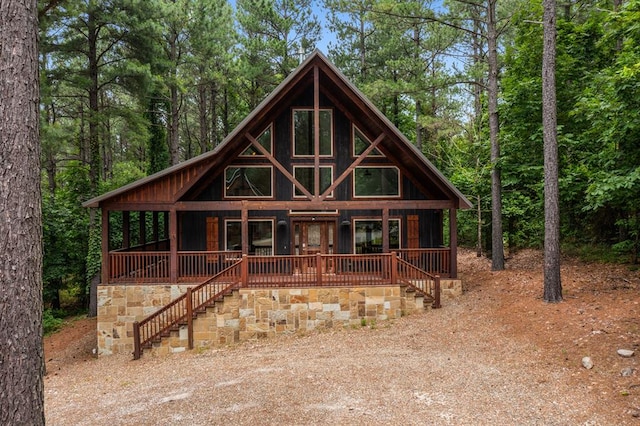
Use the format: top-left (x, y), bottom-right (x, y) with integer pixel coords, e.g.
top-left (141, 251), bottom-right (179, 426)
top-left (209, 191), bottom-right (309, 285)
top-left (225, 166), bottom-right (272, 198)
top-left (241, 125), bottom-right (272, 156)
top-left (354, 219), bottom-right (400, 254)
top-left (293, 166), bottom-right (333, 197)
top-left (353, 126), bottom-right (383, 157)
top-left (293, 109), bottom-right (332, 156)
top-left (225, 219), bottom-right (273, 255)
top-left (353, 166), bottom-right (400, 197)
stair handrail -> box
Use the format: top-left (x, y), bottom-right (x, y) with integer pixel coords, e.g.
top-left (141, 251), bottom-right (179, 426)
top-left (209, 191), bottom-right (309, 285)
top-left (395, 256), bottom-right (441, 309)
top-left (133, 258), bottom-right (244, 359)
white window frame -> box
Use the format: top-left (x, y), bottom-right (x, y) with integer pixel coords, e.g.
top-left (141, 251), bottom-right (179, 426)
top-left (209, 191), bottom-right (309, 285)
top-left (352, 166), bottom-right (401, 198)
top-left (352, 125), bottom-right (383, 157)
top-left (292, 165), bottom-right (334, 198)
top-left (240, 124), bottom-right (273, 157)
top-left (224, 219), bottom-right (274, 255)
top-left (224, 165), bottom-right (273, 198)
top-left (292, 108), bottom-right (333, 157)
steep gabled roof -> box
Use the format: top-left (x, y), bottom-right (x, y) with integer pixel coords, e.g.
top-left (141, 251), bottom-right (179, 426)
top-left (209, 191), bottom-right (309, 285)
top-left (84, 50), bottom-right (471, 209)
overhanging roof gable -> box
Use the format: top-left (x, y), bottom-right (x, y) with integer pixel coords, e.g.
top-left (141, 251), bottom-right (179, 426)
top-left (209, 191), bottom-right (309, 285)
top-left (84, 50), bottom-right (471, 209)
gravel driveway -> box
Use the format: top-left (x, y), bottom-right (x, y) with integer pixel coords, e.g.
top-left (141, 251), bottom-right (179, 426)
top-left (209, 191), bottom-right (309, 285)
top-left (44, 290), bottom-right (617, 425)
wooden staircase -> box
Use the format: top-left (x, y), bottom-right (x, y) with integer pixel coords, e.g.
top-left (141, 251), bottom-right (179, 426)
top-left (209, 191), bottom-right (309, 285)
top-left (132, 259), bottom-right (243, 359)
top-left (132, 254), bottom-right (440, 359)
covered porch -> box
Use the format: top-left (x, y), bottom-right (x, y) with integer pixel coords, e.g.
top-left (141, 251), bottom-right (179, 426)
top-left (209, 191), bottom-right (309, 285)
top-left (99, 204), bottom-right (460, 286)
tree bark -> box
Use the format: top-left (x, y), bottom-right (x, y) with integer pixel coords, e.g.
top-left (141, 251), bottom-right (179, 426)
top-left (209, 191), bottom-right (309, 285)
top-left (487, 0), bottom-right (505, 270)
top-left (542, 0), bottom-right (562, 302)
top-left (169, 30), bottom-right (180, 165)
top-left (0, 0), bottom-right (45, 424)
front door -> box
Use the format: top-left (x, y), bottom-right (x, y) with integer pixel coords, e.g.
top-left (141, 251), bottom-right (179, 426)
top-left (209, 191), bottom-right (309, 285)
top-left (293, 220), bottom-right (335, 272)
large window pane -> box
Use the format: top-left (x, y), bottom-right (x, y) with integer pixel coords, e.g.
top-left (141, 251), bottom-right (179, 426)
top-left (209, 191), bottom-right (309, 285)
top-left (293, 166), bottom-right (333, 197)
top-left (354, 219), bottom-right (400, 254)
top-left (354, 167), bottom-right (400, 197)
top-left (225, 166), bottom-right (272, 197)
top-left (225, 220), bottom-right (273, 255)
top-left (294, 109), bottom-right (332, 156)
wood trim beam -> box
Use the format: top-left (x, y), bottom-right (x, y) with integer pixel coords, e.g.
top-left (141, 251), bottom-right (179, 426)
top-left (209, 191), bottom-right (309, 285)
top-left (169, 208), bottom-right (178, 283)
top-left (449, 208), bottom-right (458, 279)
top-left (314, 65), bottom-right (320, 199)
top-left (174, 199), bottom-right (454, 211)
top-left (320, 133), bottom-right (384, 201)
top-left (245, 132), bottom-right (314, 199)
top-left (241, 207), bottom-right (249, 255)
top-left (382, 208), bottom-right (389, 253)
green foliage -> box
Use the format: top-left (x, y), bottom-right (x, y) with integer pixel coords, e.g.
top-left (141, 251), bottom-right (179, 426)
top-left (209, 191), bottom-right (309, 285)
top-left (43, 309), bottom-right (65, 336)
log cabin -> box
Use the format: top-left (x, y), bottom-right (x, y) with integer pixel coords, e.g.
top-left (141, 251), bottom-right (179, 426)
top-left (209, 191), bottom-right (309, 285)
top-left (83, 51), bottom-right (472, 358)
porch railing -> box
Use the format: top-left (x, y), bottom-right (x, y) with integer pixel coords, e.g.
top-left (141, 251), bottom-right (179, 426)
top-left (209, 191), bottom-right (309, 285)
top-left (132, 252), bottom-right (441, 359)
top-left (396, 248), bottom-right (450, 277)
top-left (109, 248), bottom-right (450, 284)
top-left (133, 259), bottom-right (243, 359)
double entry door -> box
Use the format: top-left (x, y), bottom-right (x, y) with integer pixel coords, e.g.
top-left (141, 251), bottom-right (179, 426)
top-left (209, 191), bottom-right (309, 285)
top-left (293, 220), bottom-right (335, 273)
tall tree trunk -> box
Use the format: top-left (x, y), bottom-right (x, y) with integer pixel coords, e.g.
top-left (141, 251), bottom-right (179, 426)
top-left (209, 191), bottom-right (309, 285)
top-left (198, 80), bottom-right (208, 154)
top-left (487, 0), bottom-right (505, 270)
top-left (542, 0), bottom-right (562, 302)
top-left (0, 0), bottom-right (45, 423)
top-left (210, 84), bottom-right (218, 147)
top-left (169, 31), bottom-right (180, 165)
top-left (88, 5), bottom-right (101, 196)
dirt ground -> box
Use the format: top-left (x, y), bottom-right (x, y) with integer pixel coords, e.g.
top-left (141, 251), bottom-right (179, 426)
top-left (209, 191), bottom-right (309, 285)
top-left (44, 249), bottom-right (640, 424)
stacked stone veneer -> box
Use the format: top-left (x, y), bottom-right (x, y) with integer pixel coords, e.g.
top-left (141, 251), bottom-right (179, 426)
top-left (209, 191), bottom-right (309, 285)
top-left (97, 280), bottom-right (462, 357)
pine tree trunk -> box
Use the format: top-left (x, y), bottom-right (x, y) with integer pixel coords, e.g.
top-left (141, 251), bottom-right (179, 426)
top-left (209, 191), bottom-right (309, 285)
top-left (542, 0), bottom-right (562, 302)
top-left (0, 0), bottom-right (45, 423)
top-left (487, 0), bottom-right (505, 270)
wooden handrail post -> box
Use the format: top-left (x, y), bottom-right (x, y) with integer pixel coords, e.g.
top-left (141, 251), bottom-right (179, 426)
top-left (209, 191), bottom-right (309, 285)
top-left (241, 254), bottom-right (248, 287)
top-left (433, 275), bottom-right (441, 309)
top-left (390, 252), bottom-right (397, 285)
top-left (186, 287), bottom-right (194, 350)
top-left (316, 253), bottom-right (322, 286)
top-left (133, 321), bottom-right (141, 360)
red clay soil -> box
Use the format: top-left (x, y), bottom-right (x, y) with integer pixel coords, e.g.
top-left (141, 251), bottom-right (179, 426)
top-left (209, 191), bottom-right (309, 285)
top-left (43, 249), bottom-right (640, 417)
top-left (458, 248), bottom-right (640, 418)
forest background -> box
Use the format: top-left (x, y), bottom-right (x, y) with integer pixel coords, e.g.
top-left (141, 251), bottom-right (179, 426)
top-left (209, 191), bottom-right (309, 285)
top-left (37, 0), bottom-right (640, 326)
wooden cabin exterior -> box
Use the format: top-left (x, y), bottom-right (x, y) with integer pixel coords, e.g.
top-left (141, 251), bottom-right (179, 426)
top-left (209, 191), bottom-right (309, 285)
top-left (84, 51), bottom-right (471, 357)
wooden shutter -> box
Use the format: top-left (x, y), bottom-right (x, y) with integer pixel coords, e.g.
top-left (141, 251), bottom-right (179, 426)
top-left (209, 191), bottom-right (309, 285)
top-left (206, 217), bottom-right (219, 252)
top-left (407, 215), bottom-right (419, 249)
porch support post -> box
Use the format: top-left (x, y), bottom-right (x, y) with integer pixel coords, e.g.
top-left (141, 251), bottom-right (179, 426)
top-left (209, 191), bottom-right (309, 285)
top-left (316, 253), bottom-right (322, 286)
top-left (382, 208), bottom-right (389, 253)
top-left (163, 211), bottom-right (169, 241)
top-left (449, 208), bottom-right (458, 278)
top-left (390, 251), bottom-right (397, 284)
top-left (152, 211), bottom-right (159, 249)
top-left (169, 208), bottom-right (178, 283)
top-left (123, 210), bottom-right (130, 249)
top-left (241, 206), bottom-right (249, 255)
top-left (101, 208), bottom-right (109, 285)
top-left (139, 211), bottom-right (146, 247)
top-left (186, 287), bottom-right (194, 350)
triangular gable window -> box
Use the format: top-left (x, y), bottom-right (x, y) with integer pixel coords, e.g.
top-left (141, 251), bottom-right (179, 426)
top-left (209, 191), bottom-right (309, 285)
top-left (241, 125), bottom-right (272, 156)
top-left (353, 126), bottom-right (383, 157)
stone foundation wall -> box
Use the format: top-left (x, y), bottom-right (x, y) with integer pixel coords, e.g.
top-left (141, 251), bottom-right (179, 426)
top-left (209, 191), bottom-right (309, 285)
top-left (97, 280), bottom-right (462, 357)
